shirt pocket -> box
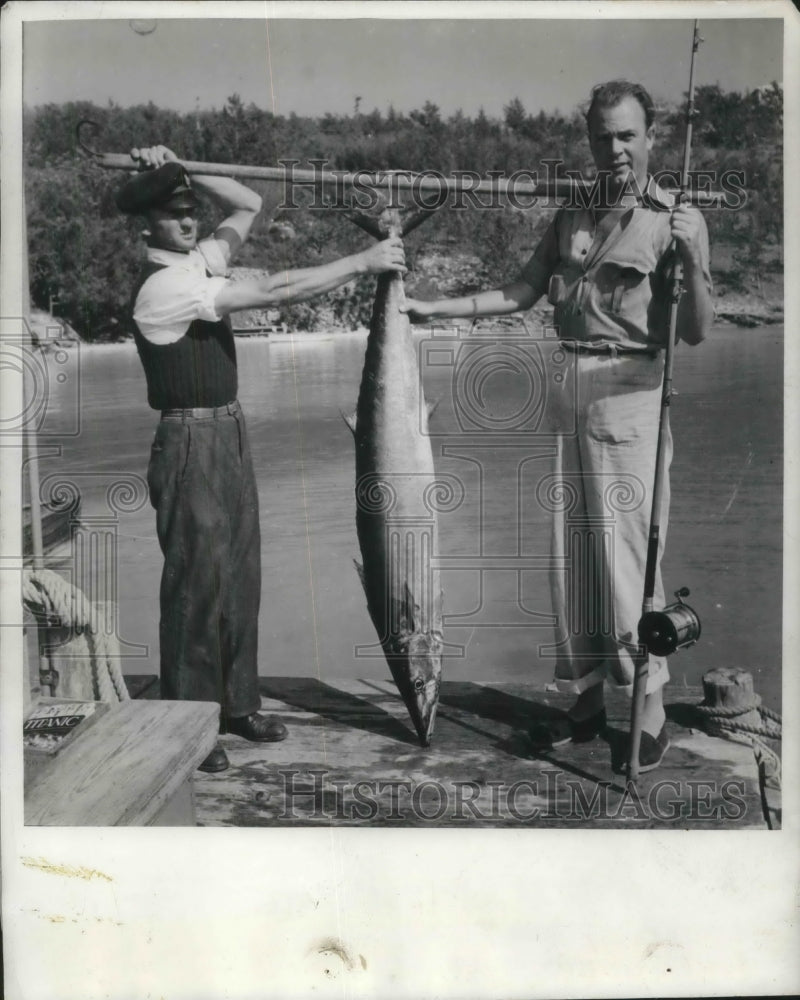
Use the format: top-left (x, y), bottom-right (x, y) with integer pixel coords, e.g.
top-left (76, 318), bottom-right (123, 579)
top-left (593, 261), bottom-right (651, 316)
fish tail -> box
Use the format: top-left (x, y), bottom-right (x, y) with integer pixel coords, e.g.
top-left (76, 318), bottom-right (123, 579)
top-left (400, 207), bottom-right (440, 236)
top-left (345, 206), bottom-right (440, 240)
top-left (344, 210), bottom-right (384, 240)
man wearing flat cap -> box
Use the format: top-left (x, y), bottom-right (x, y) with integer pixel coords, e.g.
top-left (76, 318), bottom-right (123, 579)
top-left (118, 144), bottom-right (405, 772)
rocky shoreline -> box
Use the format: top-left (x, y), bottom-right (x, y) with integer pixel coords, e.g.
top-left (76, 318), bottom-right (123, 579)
top-left (31, 268), bottom-right (784, 345)
top-left (711, 295), bottom-right (784, 328)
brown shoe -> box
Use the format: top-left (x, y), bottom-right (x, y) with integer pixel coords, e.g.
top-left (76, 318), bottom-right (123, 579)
top-left (528, 709), bottom-right (606, 750)
top-left (637, 724), bottom-right (670, 773)
top-left (198, 742), bottom-right (229, 773)
top-left (614, 723), bottom-right (671, 775)
top-left (224, 712), bottom-right (288, 742)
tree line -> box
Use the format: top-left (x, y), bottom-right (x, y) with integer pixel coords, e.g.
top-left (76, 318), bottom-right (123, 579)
top-left (23, 83), bottom-right (783, 340)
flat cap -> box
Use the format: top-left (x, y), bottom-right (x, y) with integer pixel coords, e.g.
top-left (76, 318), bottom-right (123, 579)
top-left (115, 161), bottom-right (200, 215)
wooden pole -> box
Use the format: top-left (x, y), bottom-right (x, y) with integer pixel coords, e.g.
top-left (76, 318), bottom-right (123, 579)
top-left (21, 187), bottom-right (49, 705)
top-left (77, 122), bottom-right (728, 207)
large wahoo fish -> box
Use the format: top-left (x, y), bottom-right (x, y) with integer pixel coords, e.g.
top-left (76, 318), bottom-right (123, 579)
top-left (346, 205), bottom-right (443, 746)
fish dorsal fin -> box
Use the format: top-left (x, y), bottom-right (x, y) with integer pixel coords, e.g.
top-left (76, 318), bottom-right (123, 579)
top-left (340, 409), bottom-right (357, 435)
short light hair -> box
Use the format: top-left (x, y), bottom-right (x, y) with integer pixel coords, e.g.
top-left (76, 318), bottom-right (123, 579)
top-left (586, 81), bottom-right (656, 130)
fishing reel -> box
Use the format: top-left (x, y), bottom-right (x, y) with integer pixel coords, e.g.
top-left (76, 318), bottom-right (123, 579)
top-left (637, 587), bottom-right (701, 657)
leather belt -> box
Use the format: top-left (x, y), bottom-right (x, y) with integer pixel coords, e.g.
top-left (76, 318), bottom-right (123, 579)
top-left (161, 400), bottom-right (241, 421)
top-left (559, 341), bottom-right (660, 358)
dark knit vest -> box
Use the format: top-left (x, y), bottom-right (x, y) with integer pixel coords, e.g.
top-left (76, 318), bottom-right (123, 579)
top-left (131, 259), bottom-right (238, 410)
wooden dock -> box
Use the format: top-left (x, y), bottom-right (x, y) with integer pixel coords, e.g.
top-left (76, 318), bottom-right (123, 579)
top-left (190, 678), bottom-right (779, 829)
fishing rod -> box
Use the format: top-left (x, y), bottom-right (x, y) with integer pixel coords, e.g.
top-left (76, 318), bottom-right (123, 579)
top-left (627, 20), bottom-right (704, 784)
top-left (76, 119), bottom-right (729, 207)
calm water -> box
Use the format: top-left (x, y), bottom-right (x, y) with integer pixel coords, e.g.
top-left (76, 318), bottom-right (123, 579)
top-left (37, 325), bottom-right (783, 711)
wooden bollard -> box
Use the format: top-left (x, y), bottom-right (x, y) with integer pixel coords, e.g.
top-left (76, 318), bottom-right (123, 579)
top-left (36, 601), bottom-right (119, 702)
top-left (701, 667), bottom-right (762, 730)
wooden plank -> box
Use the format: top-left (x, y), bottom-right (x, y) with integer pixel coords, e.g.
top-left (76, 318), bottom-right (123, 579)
top-left (194, 679), bottom-right (777, 829)
top-left (148, 778), bottom-right (196, 827)
top-left (25, 700), bottom-right (219, 827)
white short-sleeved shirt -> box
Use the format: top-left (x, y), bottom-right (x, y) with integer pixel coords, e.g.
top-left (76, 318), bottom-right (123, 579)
top-left (133, 239), bottom-right (230, 345)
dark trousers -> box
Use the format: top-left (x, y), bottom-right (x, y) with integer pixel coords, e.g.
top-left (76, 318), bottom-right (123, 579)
top-left (147, 407), bottom-right (261, 719)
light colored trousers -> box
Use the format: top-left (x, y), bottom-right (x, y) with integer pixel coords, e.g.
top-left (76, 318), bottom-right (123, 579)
top-left (543, 350), bottom-right (671, 696)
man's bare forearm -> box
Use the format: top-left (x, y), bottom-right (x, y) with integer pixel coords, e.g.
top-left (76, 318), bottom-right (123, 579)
top-left (671, 206), bottom-right (714, 346)
top-left (259, 257), bottom-right (370, 305)
top-left (677, 262), bottom-right (714, 345)
top-left (190, 173), bottom-right (263, 215)
top-left (213, 239), bottom-right (405, 315)
top-left (190, 174), bottom-right (262, 259)
top-left (404, 281), bottom-right (538, 321)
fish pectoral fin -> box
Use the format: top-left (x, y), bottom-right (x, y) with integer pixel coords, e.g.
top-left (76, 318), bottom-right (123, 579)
top-left (340, 409), bottom-right (357, 435)
top-left (353, 559), bottom-right (367, 591)
top-left (426, 398), bottom-right (441, 423)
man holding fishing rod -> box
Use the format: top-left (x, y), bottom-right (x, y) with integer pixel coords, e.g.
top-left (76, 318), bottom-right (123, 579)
top-left (116, 143), bottom-right (405, 773)
top-left (404, 80), bottom-right (714, 772)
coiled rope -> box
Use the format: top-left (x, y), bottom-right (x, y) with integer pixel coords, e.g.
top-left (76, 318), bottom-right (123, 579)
top-left (22, 568), bottom-right (130, 703)
top-left (694, 694), bottom-right (781, 741)
top-left (695, 692), bottom-right (781, 829)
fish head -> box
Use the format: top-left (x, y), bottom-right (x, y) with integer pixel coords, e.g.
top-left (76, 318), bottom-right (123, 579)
top-left (389, 631), bottom-right (442, 747)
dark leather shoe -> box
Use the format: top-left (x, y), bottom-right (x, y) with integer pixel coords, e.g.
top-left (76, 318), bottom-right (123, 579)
top-left (528, 709), bottom-right (607, 750)
top-left (224, 712), bottom-right (288, 742)
top-left (198, 742), bottom-right (229, 773)
top-left (614, 723), bottom-right (671, 775)
top-left (637, 724), bottom-right (670, 773)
